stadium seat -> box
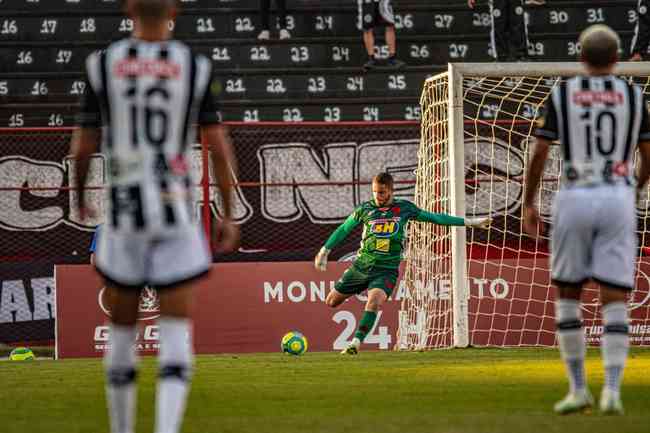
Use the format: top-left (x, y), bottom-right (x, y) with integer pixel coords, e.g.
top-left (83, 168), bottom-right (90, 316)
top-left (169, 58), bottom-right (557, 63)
top-left (0, 0), bottom-right (639, 123)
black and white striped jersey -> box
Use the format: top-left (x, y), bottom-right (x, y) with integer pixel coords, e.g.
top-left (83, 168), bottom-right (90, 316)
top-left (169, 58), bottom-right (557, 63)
top-left (77, 38), bottom-right (222, 233)
top-left (535, 75), bottom-right (650, 189)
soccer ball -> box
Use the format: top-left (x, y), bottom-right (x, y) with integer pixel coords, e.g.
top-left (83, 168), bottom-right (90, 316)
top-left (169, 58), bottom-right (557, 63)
top-left (9, 347), bottom-right (35, 361)
top-left (281, 331), bottom-right (308, 356)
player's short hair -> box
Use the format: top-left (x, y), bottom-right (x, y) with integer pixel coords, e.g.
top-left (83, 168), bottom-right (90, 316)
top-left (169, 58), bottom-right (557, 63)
top-left (128, 0), bottom-right (177, 21)
top-left (373, 172), bottom-right (394, 188)
top-left (579, 24), bottom-right (620, 68)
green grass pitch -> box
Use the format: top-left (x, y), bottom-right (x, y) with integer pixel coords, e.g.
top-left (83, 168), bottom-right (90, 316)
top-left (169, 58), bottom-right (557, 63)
top-left (1, 348), bottom-right (649, 433)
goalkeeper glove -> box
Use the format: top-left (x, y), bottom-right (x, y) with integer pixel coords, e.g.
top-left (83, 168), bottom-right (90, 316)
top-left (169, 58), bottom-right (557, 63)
top-left (314, 247), bottom-right (330, 271)
top-left (465, 217), bottom-right (491, 229)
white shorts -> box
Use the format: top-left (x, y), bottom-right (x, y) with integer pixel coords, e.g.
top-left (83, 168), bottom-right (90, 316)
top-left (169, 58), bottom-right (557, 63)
top-left (95, 224), bottom-right (211, 289)
top-left (551, 185), bottom-right (637, 290)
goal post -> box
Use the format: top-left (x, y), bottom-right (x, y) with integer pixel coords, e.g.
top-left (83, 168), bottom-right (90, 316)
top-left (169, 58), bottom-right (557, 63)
top-left (397, 62), bottom-right (650, 350)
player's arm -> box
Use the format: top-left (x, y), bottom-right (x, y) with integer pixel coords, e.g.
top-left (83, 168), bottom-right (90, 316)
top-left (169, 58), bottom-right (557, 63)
top-left (523, 92), bottom-right (558, 238)
top-left (638, 140), bottom-right (650, 191)
top-left (415, 210), bottom-right (490, 228)
top-left (314, 212), bottom-right (361, 271)
top-left (71, 73), bottom-right (101, 221)
top-left (199, 74), bottom-right (239, 253)
top-left (636, 94), bottom-right (650, 192)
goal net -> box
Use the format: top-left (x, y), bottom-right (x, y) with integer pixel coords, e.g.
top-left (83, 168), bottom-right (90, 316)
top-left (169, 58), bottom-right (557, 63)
top-left (397, 62), bottom-right (650, 350)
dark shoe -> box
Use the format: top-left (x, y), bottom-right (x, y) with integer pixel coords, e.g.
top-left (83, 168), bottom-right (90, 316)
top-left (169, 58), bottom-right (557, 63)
top-left (386, 57), bottom-right (405, 69)
top-left (363, 58), bottom-right (379, 71)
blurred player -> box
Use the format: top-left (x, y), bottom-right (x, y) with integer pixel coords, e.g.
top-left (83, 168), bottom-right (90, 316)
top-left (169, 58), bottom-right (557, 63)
top-left (71, 1), bottom-right (239, 433)
top-left (630, 1), bottom-right (650, 61)
top-left (314, 172), bottom-right (490, 354)
top-left (524, 24), bottom-right (650, 415)
top-left (468, 0), bottom-right (529, 61)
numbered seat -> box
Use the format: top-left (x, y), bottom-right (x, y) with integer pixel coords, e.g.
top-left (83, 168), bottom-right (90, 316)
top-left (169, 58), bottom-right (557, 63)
top-left (217, 70), bottom-right (429, 100)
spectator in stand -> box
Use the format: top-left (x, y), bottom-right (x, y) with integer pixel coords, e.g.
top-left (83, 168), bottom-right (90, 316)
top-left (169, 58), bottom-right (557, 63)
top-left (358, 0), bottom-right (404, 71)
top-left (257, 0), bottom-right (291, 40)
top-left (89, 224), bottom-right (101, 265)
top-left (468, 0), bottom-right (530, 61)
top-left (630, 1), bottom-right (650, 60)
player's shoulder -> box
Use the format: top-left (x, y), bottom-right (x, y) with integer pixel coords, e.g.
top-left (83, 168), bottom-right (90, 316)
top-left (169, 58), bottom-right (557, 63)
top-left (394, 198), bottom-right (418, 210)
top-left (357, 200), bottom-right (375, 211)
top-left (166, 39), bottom-right (210, 68)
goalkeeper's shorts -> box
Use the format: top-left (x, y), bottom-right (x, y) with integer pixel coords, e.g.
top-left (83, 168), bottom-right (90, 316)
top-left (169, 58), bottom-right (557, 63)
top-left (551, 185), bottom-right (636, 291)
top-left (94, 223), bottom-right (211, 290)
top-left (334, 262), bottom-right (399, 297)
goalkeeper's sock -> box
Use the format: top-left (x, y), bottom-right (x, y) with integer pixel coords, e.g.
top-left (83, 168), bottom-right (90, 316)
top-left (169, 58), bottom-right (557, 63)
top-left (155, 317), bottom-right (193, 433)
top-left (601, 302), bottom-right (629, 397)
top-left (555, 299), bottom-right (587, 394)
top-left (105, 323), bottom-right (138, 433)
top-left (354, 310), bottom-right (378, 342)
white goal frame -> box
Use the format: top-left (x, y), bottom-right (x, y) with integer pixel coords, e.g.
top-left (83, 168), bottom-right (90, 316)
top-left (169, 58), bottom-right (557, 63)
top-left (444, 62), bottom-right (650, 348)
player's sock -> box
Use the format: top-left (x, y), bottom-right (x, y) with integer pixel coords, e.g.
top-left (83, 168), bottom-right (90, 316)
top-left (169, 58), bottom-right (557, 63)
top-left (556, 299), bottom-right (587, 394)
top-left (105, 323), bottom-right (137, 433)
top-left (155, 317), bottom-right (193, 433)
top-left (601, 302), bottom-right (629, 397)
top-left (354, 310), bottom-right (377, 342)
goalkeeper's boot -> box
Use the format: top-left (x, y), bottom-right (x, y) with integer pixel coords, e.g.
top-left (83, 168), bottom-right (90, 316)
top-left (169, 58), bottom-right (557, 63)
top-left (340, 338), bottom-right (360, 355)
top-left (599, 388), bottom-right (624, 415)
top-left (553, 390), bottom-right (594, 415)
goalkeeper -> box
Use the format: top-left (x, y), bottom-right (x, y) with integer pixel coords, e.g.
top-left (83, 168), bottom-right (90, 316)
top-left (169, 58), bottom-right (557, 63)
top-left (314, 172), bottom-right (490, 354)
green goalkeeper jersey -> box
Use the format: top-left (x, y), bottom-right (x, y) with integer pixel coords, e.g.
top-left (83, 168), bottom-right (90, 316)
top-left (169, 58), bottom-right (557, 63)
top-left (323, 199), bottom-right (465, 269)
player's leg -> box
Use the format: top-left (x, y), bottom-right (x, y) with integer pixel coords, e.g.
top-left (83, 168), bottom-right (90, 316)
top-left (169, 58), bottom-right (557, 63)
top-left (342, 267), bottom-right (396, 354)
top-left (363, 29), bottom-right (376, 69)
top-left (553, 284), bottom-right (593, 414)
top-left (325, 289), bottom-right (353, 308)
top-left (155, 283), bottom-right (195, 433)
top-left (343, 288), bottom-right (387, 354)
top-left (359, 0), bottom-right (378, 70)
top-left (150, 226), bottom-right (211, 433)
top-left (379, 0), bottom-right (403, 68)
top-left (103, 284), bottom-right (141, 433)
top-left (550, 190), bottom-right (594, 414)
top-left (327, 264), bottom-right (368, 308)
top-left (591, 188), bottom-right (636, 415)
top-left (597, 287), bottom-right (628, 415)
top-left (95, 230), bottom-right (146, 433)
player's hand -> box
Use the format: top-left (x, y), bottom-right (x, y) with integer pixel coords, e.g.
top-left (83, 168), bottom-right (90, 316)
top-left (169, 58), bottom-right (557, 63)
top-left (215, 219), bottom-right (239, 253)
top-left (314, 247), bottom-right (330, 272)
top-left (467, 0), bottom-right (476, 9)
top-left (465, 216), bottom-right (491, 229)
top-left (522, 205), bottom-right (540, 238)
top-left (630, 53), bottom-right (643, 62)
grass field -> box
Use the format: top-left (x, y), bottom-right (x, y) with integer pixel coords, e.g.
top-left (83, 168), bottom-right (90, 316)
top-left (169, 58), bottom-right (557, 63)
top-left (1, 348), bottom-right (649, 433)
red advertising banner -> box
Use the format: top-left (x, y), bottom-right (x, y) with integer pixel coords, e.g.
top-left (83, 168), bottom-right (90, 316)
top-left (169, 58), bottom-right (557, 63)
top-left (55, 260), bottom-right (650, 358)
top-left (55, 262), bottom-right (401, 359)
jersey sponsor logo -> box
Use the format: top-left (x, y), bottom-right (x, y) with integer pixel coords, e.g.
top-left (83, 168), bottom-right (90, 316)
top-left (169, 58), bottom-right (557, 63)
top-left (572, 90), bottom-right (624, 106)
top-left (370, 218), bottom-right (400, 238)
top-left (114, 58), bottom-right (181, 79)
top-left (376, 238), bottom-right (390, 252)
